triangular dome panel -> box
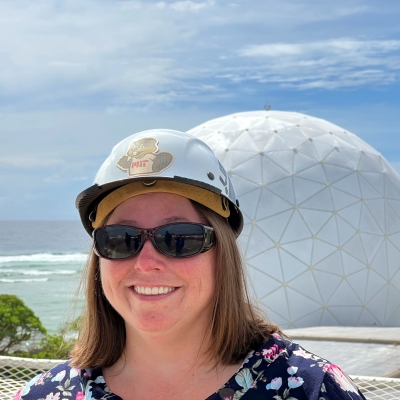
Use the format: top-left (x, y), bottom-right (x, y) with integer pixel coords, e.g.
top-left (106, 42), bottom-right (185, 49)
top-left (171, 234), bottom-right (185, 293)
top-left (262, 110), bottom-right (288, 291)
top-left (357, 308), bottom-right (382, 326)
top-left (300, 188), bottom-right (334, 211)
top-left (246, 265), bottom-right (283, 300)
top-left (286, 287), bottom-right (321, 321)
top-left (266, 177), bottom-right (295, 205)
top-left (327, 306), bottom-right (363, 326)
top-left (340, 148), bottom-right (361, 169)
top-left (358, 152), bottom-right (383, 173)
top-left (338, 202), bottom-right (362, 230)
top-left (311, 139), bottom-right (335, 160)
top-left (312, 270), bottom-right (342, 303)
top-left (255, 188), bottom-right (293, 220)
top-left (365, 270), bottom-right (388, 303)
top-left (341, 250), bottom-right (367, 275)
top-left (279, 249), bottom-right (309, 282)
top-left (281, 131), bottom-right (309, 149)
top-left (263, 134), bottom-right (291, 152)
top-left (385, 240), bottom-right (400, 280)
top-left (332, 173), bottom-right (361, 197)
top-left (281, 239), bottom-right (313, 266)
top-left (390, 268), bottom-right (400, 291)
top-left (385, 202), bottom-right (400, 235)
top-left (230, 174), bottom-right (260, 197)
top-left (261, 304), bottom-right (290, 328)
top-left (296, 139), bottom-right (320, 161)
top-left (364, 199), bottom-right (385, 232)
top-left (257, 210), bottom-right (293, 243)
top-left (370, 240), bottom-right (388, 279)
top-left (342, 235), bottom-right (367, 263)
top-left (359, 171), bottom-right (384, 196)
top-left (312, 240), bottom-right (339, 266)
top-left (261, 288), bottom-right (291, 319)
top-left (292, 308), bottom-right (324, 327)
top-left (261, 155), bottom-right (291, 183)
top-left (296, 163), bottom-right (327, 184)
top-left (232, 154), bottom-right (263, 185)
top-left (316, 216), bottom-right (339, 246)
top-left (287, 270), bottom-right (322, 304)
top-left (360, 233), bottom-right (384, 264)
top-left (365, 286), bottom-right (388, 325)
top-left (384, 291), bottom-right (400, 326)
top-left (346, 269), bottom-right (368, 300)
top-left (238, 188), bottom-right (262, 220)
top-left (245, 225), bottom-right (275, 259)
top-left (384, 285), bottom-right (400, 324)
top-left (293, 177), bottom-right (326, 204)
top-left (330, 187), bottom-right (359, 210)
top-left (359, 204), bottom-right (383, 235)
top-left (281, 211), bottom-right (312, 243)
top-left (324, 150), bottom-right (354, 170)
top-left (225, 148), bottom-right (257, 170)
top-left (359, 174), bottom-right (383, 199)
top-left (293, 152), bottom-right (320, 174)
top-left (336, 217), bottom-right (357, 246)
top-left (319, 309), bottom-right (340, 326)
top-left (247, 247), bottom-right (284, 283)
top-left (327, 280), bottom-right (362, 306)
top-left (387, 199), bottom-right (400, 220)
top-left (385, 175), bottom-right (400, 198)
top-left (323, 163), bottom-right (353, 184)
top-left (266, 150), bottom-right (294, 174)
top-left (230, 130), bottom-right (262, 152)
top-left (298, 208), bottom-right (333, 235)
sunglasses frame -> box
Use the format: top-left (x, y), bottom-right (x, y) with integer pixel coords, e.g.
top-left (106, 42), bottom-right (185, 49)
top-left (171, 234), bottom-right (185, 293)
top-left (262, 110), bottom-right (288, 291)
top-left (92, 222), bottom-right (215, 260)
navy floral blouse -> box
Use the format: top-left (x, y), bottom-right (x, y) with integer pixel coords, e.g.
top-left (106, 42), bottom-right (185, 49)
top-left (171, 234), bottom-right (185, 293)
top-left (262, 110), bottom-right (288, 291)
top-left (14, 334), bottom-right (366, 400)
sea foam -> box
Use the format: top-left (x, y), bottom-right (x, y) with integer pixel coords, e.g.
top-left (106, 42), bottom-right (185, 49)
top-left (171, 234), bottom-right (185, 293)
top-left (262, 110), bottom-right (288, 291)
top-left (0, 253), bottom-right (86, 264)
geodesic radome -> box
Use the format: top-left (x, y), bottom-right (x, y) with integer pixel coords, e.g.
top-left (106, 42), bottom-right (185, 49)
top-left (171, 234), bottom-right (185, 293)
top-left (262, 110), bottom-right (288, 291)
top-left (188, 111), bottom-right (400, 328)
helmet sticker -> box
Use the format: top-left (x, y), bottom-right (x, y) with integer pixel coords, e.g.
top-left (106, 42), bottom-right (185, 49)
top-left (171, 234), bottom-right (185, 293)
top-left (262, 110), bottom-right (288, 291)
top-left (117, 138), bottom-right (174, 176)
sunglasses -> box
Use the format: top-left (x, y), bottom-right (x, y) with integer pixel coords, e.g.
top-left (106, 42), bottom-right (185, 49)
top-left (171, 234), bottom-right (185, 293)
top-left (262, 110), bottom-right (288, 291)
top-left (93, 222), bottom-right (215, 260)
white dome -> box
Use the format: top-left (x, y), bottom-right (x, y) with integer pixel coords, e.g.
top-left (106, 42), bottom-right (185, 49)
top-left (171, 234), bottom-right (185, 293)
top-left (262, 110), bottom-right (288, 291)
top-left (188, 111), bottom-right (400, 328)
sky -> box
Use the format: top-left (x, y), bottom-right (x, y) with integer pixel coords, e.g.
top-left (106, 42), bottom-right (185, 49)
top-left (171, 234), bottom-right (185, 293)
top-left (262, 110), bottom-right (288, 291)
top-left (0, 0), bottom-right (399, 220)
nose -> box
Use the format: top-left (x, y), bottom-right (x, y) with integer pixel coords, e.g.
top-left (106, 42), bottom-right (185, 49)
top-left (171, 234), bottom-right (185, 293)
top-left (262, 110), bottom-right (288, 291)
top-left (133, 238), bottom-right (166, 272)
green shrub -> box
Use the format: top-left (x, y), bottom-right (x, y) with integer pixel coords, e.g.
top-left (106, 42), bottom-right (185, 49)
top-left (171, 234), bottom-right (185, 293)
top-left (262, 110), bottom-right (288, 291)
top-left (0, 294), bottom-right (79, 359)
top-left (0, 294), bottom-right (46, 355)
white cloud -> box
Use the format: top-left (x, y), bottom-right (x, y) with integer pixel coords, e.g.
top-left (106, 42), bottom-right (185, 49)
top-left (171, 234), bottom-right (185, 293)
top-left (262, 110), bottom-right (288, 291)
top-left (0, 157), bottom-right (66, 169)
top-left (0, 0), bottom-right (397, 111)
top-left (157, 0), bottom-right (215, 12)
top-left (239, 39), bottom-right (400, 58)
top-left (227, 38), bottom-right (400, 89)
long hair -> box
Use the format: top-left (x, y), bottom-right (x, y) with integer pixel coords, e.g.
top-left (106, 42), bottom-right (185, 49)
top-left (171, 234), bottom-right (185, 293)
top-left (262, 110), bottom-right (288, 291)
top-left (70, 202), bottom-right (281, 369)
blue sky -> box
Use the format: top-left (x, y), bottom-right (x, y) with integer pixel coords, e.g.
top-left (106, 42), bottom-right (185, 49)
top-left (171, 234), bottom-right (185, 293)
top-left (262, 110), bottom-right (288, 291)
top-left (0, 0), bottom-right (399, 220)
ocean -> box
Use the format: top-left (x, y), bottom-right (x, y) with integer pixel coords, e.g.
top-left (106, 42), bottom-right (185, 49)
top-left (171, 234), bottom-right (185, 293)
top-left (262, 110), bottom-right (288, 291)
top-left (0, 221), bottom-right (91, 333)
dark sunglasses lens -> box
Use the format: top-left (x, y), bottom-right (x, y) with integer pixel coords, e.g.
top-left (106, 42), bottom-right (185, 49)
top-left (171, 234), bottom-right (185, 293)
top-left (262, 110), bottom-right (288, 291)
top-left (154, 224), bottom-right (205, 257)
top-left (95, 226), bottom-right (142, 259)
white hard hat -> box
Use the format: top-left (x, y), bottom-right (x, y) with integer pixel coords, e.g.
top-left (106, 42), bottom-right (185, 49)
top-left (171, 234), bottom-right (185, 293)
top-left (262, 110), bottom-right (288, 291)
top-left (76, 129), bottom-right (243, 236)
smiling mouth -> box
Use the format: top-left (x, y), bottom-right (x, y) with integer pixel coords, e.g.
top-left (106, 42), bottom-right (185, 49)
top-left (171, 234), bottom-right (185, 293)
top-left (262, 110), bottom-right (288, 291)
top-left (133, 286), bottom-right (176, 295)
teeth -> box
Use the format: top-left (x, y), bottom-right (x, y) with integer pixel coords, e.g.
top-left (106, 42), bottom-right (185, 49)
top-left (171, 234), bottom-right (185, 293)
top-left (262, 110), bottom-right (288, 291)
top-left (134, 286), bottom-right (175, 295)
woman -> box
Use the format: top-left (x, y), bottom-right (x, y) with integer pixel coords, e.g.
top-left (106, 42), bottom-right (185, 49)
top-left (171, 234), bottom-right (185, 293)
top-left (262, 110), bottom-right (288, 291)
top-left (15, 129), bottom-right (366, 400)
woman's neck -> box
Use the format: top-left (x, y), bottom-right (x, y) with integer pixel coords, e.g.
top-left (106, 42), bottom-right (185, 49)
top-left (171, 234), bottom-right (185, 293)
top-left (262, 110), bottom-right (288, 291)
top-left (115, 320), bottom-right (213, 375)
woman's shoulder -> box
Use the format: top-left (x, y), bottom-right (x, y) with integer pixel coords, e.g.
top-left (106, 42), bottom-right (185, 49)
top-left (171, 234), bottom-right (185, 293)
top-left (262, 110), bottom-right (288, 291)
top-left (13, 361), bottom-right (84, 400)
top-left (214, 334), bottom-right (366, 400)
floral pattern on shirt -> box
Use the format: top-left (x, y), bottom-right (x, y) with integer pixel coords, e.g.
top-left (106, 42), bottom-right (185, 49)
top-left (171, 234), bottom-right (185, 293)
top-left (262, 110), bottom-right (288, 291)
top-left (15, 335), bottom-right (366, 400)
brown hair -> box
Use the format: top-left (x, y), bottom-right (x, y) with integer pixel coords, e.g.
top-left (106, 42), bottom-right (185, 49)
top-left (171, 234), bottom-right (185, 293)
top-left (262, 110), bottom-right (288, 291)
top-left (70, 202), bottom-right (282, 369)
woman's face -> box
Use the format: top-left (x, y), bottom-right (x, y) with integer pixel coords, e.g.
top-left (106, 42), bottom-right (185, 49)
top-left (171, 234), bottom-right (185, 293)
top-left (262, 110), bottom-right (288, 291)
top-left (99, 192), bottom-right (216, 337)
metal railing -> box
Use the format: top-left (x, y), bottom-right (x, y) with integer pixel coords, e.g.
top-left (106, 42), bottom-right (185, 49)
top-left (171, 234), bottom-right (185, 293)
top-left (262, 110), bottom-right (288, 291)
top-left (1, 356), bottom-right (399, 399)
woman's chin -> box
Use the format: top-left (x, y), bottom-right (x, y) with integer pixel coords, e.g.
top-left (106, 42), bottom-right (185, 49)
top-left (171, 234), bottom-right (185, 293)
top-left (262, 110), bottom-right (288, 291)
top-left (126, 313), bottom-right (183, 335)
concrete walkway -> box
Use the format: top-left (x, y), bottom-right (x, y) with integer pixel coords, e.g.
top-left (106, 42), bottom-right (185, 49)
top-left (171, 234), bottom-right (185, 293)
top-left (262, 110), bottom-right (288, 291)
top-left (283, 326), bottom-right (400, 378)
top-left (285, 326), bottom-right (400, 344)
